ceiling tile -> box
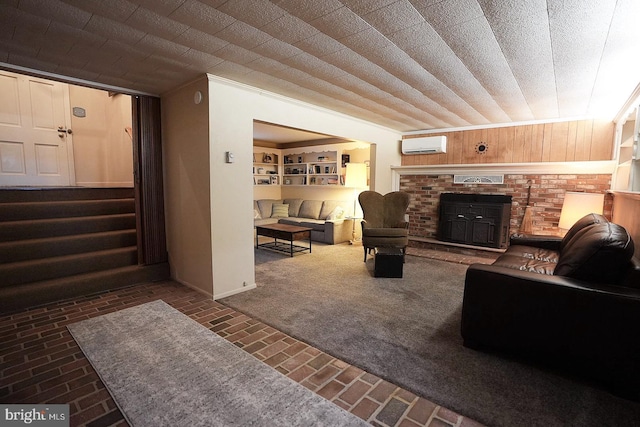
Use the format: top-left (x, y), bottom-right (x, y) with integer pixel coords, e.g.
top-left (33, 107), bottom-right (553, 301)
top-left (363, 0), bottom-right (424, 34)
top-left (60, 0), bottom-right (137, 22)
top-left (135, 0), bottom-right (188, 16)
top-left (276, 0), bottom-right (343, 21)
top-left (548, 0), bottom-right (618, 116)
top-left (19, 0), bottom-right (91, 29)
top-left (251, 37), bottom-right (303, 61)
top-left (46, 22), bottom-right (108, 48)
top-left (293, 33), bottom-right (346, 58)
top-left (135, 34), bottom-right (190, 59)
top-left (2, 7), bottom-right (50, 35)
top-left (217, 0), bottom-right (285, 27)
top-left (478, 0), bottom-right (557, 119)
top-left (245, 56), bottom-right (290, 75)
top-left (261, 14), bottom-right (319, 44)
top-left (588, 0), bottom-right (640, 116)
top-left (174, 28), bottom-right (229, 55)
top-left (215, 20), bottom-right (273, 50)
top-left (84, 15), bottom-right (147, 45)
top-left (340, 0), bottom-right (398, 16)
top-left (126, 7), bottom-right (190, 40)
top-left (169, 0), bottom-right (236, 34)
top-left (180, 49), bottom-right (224, 69)
top-left (2, 0), bottom-right (639, 130)
top-left (215, 44), bottom-right (262, 65)
top-left (310, 7), bottom-right (371, 40)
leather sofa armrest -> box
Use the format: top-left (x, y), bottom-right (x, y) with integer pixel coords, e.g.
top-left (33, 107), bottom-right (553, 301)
top-left (463, 263), bottom-right (640, 398)
top-left (509, 233), bottom-right (562, 250)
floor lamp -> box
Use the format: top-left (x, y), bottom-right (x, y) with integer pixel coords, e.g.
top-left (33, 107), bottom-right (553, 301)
top-left (344, 163), bottom-right (368, 243)
top-left (558, 192), bottom-right (604, 235)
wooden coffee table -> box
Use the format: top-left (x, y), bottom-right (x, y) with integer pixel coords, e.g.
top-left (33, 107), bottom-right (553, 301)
top-left (256, 223), bottom-right (313, 257)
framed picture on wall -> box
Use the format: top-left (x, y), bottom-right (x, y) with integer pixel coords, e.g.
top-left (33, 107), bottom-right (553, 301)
top-left (341, 154), bottom-right (350, 168)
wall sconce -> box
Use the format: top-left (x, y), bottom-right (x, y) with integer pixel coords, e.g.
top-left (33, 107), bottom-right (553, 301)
top-left (558, 192), bottom-right (604, 232)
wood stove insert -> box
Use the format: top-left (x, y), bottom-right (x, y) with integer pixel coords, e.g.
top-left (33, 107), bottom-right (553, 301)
top-left (437, 193), bottom-right (512, 249)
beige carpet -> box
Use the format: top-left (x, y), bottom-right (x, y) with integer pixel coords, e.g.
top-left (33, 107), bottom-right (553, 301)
top-left (221, 242), bottom-right (640, 427)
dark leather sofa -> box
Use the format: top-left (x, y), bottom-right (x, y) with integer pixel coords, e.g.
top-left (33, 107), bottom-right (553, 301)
top-left (461, 213), bottom-right (640, 399)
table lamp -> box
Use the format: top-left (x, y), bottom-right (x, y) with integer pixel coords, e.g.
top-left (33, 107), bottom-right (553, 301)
top-left (558, 192), bottom-right (604, 234)
top-left (344, 163), bottom-right (368, 243)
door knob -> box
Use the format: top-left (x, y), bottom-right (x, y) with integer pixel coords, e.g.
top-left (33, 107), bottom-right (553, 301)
top-left (57, 127), bottom-right (72, 134)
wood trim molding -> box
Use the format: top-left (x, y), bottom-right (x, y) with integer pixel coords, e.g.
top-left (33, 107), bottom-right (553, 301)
top-left (391, 161), bottom-right (616, 191)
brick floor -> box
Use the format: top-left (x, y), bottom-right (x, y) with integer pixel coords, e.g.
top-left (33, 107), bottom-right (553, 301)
top-left (1, 279), bottom-right (486, 427)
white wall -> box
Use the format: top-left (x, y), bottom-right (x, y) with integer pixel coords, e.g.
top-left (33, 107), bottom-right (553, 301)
top-left (207, 75), bottom-right (401, 299)
top-left (162, 77), bottom-right (214, 297)
top-left (69, 86), bottom-right (133, 187)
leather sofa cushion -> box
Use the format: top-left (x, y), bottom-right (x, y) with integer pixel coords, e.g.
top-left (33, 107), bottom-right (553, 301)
top-left (556, 222), bottom-right (635, 283)
top-left (492, 253), bottom-right (557, 275)
top-left (502, 245), bottom-right (560, 264)
top-left (560, 212), bottom-right (608, 251)
top-left (298, 200), bottom-right (323, 219)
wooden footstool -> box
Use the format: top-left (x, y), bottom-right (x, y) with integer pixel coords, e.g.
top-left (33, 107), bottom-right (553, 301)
top-left (374, 247), bottom-right (404, 278)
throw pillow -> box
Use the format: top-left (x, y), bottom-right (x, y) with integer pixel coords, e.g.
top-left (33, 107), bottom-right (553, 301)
top-left (254, 209), bottom-right (261, 220)
top-left (271, 204), bottom-right (289, 218)
top-left (326, 206), bottom-right (345, 220)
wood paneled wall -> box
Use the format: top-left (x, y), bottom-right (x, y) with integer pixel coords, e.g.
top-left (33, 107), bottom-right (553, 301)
top-left (401, 119), bottom-right (614, 166)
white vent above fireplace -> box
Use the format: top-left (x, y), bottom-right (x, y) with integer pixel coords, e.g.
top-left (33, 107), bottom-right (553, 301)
top-left (454, 175), bottom-right (504, 184)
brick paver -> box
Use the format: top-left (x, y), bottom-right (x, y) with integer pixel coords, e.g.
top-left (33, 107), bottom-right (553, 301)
top-left (0, 280), bottom-right (485, 427)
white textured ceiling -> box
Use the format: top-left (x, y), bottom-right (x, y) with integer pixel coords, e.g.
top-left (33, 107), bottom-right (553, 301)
top-left (1, 0), bottom-right (639, 132)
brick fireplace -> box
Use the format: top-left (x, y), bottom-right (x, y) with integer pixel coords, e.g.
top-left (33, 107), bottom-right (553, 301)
top-left (398, 173), bottom-right (613, 249)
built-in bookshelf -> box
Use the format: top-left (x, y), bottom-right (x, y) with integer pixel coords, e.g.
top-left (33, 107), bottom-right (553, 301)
top-left (614, 105), bottom-right (639, 191)
top-left (282, 151), bottom-right (341, 186)
top-left (253, 152), bottom-right (279, 186)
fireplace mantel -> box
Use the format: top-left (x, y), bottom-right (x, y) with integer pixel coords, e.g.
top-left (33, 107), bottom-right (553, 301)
top-left (391, 161), bottom-right (616, 190)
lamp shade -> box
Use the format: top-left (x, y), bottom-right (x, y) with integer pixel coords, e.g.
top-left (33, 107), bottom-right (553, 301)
top-left (558, 192), bottom-right (604, 230)
top-left (344, 163), bottom-right (367, 188)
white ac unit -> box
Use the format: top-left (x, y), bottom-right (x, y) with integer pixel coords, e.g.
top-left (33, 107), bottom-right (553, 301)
top-left (401, 136), bottom-right (447, 154)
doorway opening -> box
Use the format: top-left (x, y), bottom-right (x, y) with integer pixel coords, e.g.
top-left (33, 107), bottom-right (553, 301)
top-left (0, 69), bottom-right (133, 188)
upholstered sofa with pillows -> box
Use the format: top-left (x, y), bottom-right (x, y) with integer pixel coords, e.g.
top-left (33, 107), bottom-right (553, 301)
top-left (462, 213), bottom-right (640, 399)
top-left (253, 199), bottom-right (353, 244)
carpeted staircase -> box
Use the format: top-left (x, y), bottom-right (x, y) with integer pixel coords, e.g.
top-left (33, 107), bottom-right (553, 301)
top-left (0, 188), bottom-right (169, 313)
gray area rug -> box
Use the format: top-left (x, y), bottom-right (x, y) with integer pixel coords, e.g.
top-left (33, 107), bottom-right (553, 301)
top-left (67, 300), bottom-right (368, 427)
top-left (221, 243), bottom-right (640, 427)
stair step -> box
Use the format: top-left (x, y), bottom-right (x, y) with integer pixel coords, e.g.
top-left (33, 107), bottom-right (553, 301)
top-left (0, 187), bottom-right (134, 203)
top-left (0, 230), bottom-right (137, 263)
top-left (0, 198), bottom-right (135, 221)
top-left (0, 246), bottom-right (138, 287)
top-left (0, 213), bottom-right (136, 242)
top-left (0, 263), bottom-right (170, 314)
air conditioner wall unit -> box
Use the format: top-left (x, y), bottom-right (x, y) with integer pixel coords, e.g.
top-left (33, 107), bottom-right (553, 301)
top-left (401, 136), bottom-right (447, 154)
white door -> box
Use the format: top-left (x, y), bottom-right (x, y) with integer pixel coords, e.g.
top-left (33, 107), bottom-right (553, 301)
top-left (0, 70), bottom-right (74, 186)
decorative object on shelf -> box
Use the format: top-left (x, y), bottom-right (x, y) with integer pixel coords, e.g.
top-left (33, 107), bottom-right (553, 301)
top-left (263, 154), bottom-right (273, 163)
top-left (558, 192), bottom-right (604, 233)
top-left (475, 141), bottom-right (489, 154)
top-left (341, 154), bottom-right (350, 168)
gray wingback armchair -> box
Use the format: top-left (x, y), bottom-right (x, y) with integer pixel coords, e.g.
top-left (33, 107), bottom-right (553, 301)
top-left (358, 191), bottom-right (410, 262)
